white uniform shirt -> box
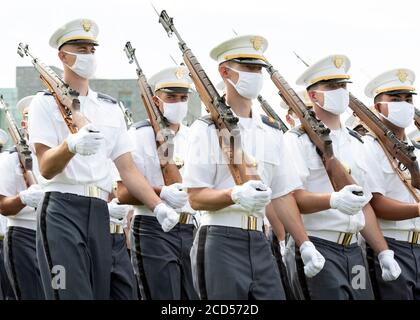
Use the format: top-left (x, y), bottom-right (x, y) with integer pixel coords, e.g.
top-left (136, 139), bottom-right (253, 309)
top-left (284, 125), bottom-right (371, 233)
top-left (28, 89), bottom-right (133, 193)
top-left (129, 123), bottom-right (190, 216)
top-left (363, 135), bottom-right (420, 232)
top-left (0, 151), bottom-right (40, 230)
top-left (182, 107), bottom-right (302, 218)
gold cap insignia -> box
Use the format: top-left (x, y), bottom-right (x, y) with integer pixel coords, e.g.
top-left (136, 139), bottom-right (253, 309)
top-left (175, 67), bottom-right (187, 80)
top-left (250, 36), bottom-right (264, 51)
top-left (397, 70), bottom-right (408, 83)
top-left (334, 56), bottom-right (344, 69)
top-left (82, 20), bottom-right (92, 32)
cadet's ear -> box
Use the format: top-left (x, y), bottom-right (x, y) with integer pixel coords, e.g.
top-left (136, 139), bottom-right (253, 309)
top-left (58, 50), bottom-right (66, 62)
top-left (219, 64), bottom-right (229, 79)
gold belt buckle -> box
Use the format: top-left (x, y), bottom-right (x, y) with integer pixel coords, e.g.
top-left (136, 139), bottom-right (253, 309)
top-left (179, 213), bottom-right (189, 224)
top-left (409, 231), bottom-right (419, 244)
top-left (87, 185), bottom-right (100, 199)
top-left (338, 232), bottom-right (353, 247)
top-left (247, 216), bottom-right (257, 231)
top-left (110, 224), bottom-right (123, 234)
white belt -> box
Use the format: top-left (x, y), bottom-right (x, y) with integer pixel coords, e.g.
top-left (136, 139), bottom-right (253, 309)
top-left (44, 183), bottom-right (110, 202)
top-left (308, 230), bottom-right (357, 247)
top-left (200, 212), bottom-right (263, 232)
top-left (110, 223), bottom-right (124, 234)
top-left (383, 230), bottom-right (420, 245)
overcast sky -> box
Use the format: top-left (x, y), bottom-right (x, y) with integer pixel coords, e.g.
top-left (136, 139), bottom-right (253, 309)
top-left (2, 0), bottom-right (420, 117)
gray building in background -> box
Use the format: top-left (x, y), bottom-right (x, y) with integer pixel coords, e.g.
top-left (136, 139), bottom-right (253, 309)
top-left (14, 66), bottom-right (202, 126)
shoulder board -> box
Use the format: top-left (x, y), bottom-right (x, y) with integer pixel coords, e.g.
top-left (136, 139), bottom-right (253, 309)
top-left (198, 115), bottom-right (214, 126)
top-left (346, 127), bottom-right (364, 144)
top-left (40, 90), bottom-right (52, 96)
top-left (97, 92), bottom-right (117, 104)
top-left (260, 115), bottom-right (281, 130)
top-left (411, 139), bottom-right (420, 149)
top-left (289, 125), bottom-right (306, 137)
top-left (132, 120), bottom-right (151, 130)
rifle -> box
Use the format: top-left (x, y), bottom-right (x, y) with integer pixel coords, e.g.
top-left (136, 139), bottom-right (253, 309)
top-left (293, 52), bottom-right (420, 192)
top-left (118, 101), bottom-right (134, 128)
top-left (265, 62), bottom-right (360, 191)
top-left (124, 41), bottom-right (182, 186)
top-left (17, 43), bottom-right (89, 133)
top-left (0, 96), bottom-right (37, 188)
top-left (257, 95), bottom-right (289, 133)
top-left (155, 9), bottom-right (259, 184)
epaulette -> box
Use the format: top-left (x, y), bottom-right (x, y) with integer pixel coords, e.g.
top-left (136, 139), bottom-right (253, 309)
top-left (346, 127), bottom-right (364, 144)
top-left (288, 125), bottom-right (306, 137)
top-left (411, 138), bottom-right (420, 149)
top-left (260, 115), bottom-right (281, 130)
top-left (132, 120), bottom-right (151, 130)
top-left (198, 114), bottom-right (214, 126)
top-left (97, 92), bottom-right (117, 104)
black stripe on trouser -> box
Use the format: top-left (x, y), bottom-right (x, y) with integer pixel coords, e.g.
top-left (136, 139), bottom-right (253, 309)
top-left (271, 233), bottom-right (295, 300)
top-left (133, 216), bottom-right (152, 300)
top-left (6, 227), bottom-right (20, 299)
top-left (196, 226), bottom-right (208, 300)
top-left (365, 245), bottom-right (381, 300)
top-left (294, 243), bottom-right (311, 300)
top-left (39, 192), bottom-right (59, 300)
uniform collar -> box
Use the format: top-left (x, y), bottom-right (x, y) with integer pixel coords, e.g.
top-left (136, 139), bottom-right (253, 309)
top-left (85, 87), bottom-right (99, 104)
top-left (231, 104), bottom-right (265, 130)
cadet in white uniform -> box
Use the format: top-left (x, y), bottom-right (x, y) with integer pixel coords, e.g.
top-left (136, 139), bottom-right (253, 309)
top-left (0, 96), bottom-right (45, 299)
top-left (28, 19), bottom-right (179, 300)
top-left (363, 69), bottom-right (420, 299)
top-left (0, 130), bottom-right (15, 300)
top-left (118, 67), bottom-right (198, 300)
top-left (184, 35), bottom-right (326, 300)
top-left (285, 55), bottom-right (401, 300)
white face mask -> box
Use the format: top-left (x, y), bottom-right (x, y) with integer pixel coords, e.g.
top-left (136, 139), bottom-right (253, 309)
top-left (63, 51), bottom-right (97, 79)
top-left (158, 97), bottom-right (188, 124)
top-left (226, 67), bottom-right (264, 100)
top-left (378, 101), bottom-right (414, 128)
top-left (314, 88), bottom-right (349, 115)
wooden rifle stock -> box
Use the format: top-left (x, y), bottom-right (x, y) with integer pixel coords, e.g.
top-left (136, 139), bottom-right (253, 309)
top-left (156, 10), bottom-right (260, 185)
top-left (265, 63), bottom-right (357, 191)
top-left (124, 42), bottom-right (182, 186)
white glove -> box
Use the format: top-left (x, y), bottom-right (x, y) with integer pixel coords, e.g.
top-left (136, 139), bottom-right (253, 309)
top-left (330, 184), bottom-right (371, 215)
top-left (231, 180), bottom-right (272, 213)
top-left (107, 198), bottom-right (132, 220)
top-left (160, 183), bottom-right (188, 209)
top-left (66, 124), bottom-right (104, 156)
top-left (153, 202), bottom-right (180, 232)
top-left (299, 241), bottom-right (326, 278)
top-left (19, 184), bottom-right (44, 208)
top-left (378, 250), bottom-right (401, 281)
top-left (177, 201), bottom-right (196, 216)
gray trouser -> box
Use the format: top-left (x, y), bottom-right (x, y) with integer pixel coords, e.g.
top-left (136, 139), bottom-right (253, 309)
top-left (37, 192), bottom-right (112, 300)
top-left (296, 236), bottom-right (374, 300)
top-left (0, 239), bottom-right (14, 300)
top-left (191, 225), bottom-right (285, 300)
top-left (130, 215), bottom-right (198, 300)
top-left (4, 227), bottom-right (44, 299)
top-left (110, 233), bottom-right (138, 300)
top-left (367, 237), bottom-right (420, 300)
